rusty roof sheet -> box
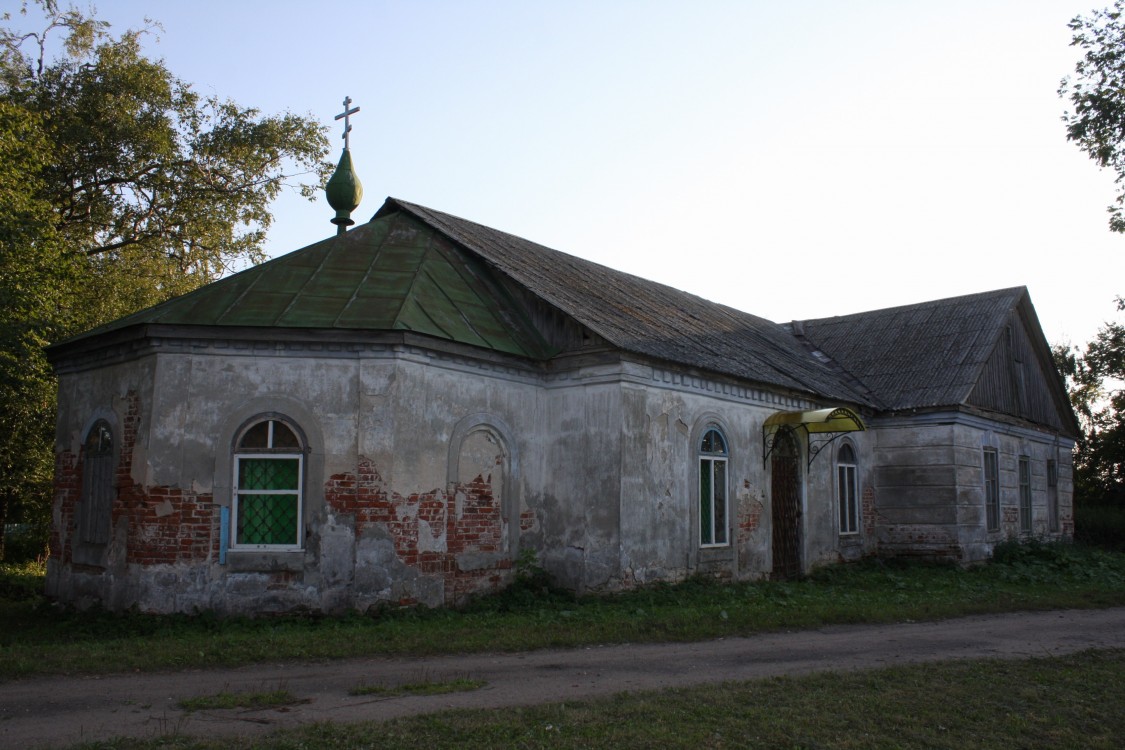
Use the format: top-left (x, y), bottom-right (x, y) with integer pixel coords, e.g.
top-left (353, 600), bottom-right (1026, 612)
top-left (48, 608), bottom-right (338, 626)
top-left (789, 287), bottom-right (1028, 410)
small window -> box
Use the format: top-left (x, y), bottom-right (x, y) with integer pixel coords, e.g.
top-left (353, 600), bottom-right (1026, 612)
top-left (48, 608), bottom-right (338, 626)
top-left (1018, 456), bottom-right (1032, 533)
top-left (79, 420), bottom-right (115, 544)
top-left (699, 428), bottom-right (728, 547)
top-left (983, 448), bottom-right (999, 532)
top-left (233, 418), bottom-right (304, 550)
top-left (837, 443), bottom-right (858, 535)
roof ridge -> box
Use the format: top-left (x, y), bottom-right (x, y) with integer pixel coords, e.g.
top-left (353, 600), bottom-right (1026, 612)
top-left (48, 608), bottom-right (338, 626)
top-left (792, 286), bottom-right (1028, 327)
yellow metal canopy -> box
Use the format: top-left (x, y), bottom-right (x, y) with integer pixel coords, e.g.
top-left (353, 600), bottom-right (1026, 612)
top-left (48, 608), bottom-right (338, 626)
top-left (763, 407), bottom-right (866, 467)
top-left (762, 407), bottom-right (866, 435)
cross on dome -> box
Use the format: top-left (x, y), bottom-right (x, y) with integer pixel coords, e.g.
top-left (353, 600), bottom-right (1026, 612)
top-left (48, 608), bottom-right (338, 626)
top-left (334, 96), bottom-right (360, 150)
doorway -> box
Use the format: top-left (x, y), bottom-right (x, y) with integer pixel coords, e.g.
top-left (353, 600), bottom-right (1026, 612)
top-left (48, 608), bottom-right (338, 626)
top-left (771, 427), bottom-right (802, 580)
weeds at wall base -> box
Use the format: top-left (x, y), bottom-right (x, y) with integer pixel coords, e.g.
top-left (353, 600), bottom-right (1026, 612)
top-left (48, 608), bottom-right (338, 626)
top-left (2, 543), bottom-right (1125, 680)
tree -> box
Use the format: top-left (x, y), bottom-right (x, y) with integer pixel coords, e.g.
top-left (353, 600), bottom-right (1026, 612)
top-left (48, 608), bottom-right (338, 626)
top-left (1061, 1), bottom-right (1125, 233)
top-left (0, 2), bottom-right (331, 560)
top-left (1053, 301), bottom-right (1125, 506)
top-left (0, 98), bottom-right (73, 561)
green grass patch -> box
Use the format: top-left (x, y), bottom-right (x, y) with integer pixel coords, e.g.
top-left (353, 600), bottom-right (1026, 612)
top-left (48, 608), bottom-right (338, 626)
top-left (59, 649), bottom-right (1125, 749)
top-left (177, 689), bottom-right (298, 713)
top-left (3, 543), bottom-right (1125, 680)
top-left (349, 676), bottom-right (486, 697)
top-left (0, 559), bottom-right (46, 602)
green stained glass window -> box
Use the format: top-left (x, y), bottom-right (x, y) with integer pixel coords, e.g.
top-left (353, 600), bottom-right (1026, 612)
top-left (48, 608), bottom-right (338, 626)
top-left (233, 417), bottom-right (304, 549)
top-left (699, 428), bottom-right (729, 548)
top-left (237, 492), bottom-right (299, 546)
top-left (240, 458), bottom-right (299, 490)
top-left (700, 458), bottom-right (713, 545)
top-left (713, 460), bottom-right (727, 544)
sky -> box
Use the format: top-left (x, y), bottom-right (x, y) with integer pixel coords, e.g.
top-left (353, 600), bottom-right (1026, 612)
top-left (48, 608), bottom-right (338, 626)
top-left (30, 0), bottom-right (1125, 349)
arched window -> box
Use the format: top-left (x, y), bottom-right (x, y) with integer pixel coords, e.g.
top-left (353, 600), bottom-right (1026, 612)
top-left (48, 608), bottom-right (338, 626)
top-left (232, 417), bottom-right (304, 550)
top-left (699, 428), bottom-right (729, 547)
top-left (837, 442), bottom-right (858, 535)
top-left (79, 420), bottom-right (114, 545)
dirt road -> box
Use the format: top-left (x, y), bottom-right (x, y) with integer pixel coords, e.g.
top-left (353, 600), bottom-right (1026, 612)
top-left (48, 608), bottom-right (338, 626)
top-left (2, 606), bottom-right (1124, 749)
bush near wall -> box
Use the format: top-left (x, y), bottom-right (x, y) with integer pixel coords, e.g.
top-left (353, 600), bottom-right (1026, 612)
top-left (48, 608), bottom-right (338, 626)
top-left (2, 524), bottom-right (48, 563)
top-left (1074, 503), bottom-right (1125, 551)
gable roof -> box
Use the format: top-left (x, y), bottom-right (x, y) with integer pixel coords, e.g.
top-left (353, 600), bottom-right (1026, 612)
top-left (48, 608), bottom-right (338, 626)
top-left (790, 287), bottom-right (1079, 436)
top-left (790, 287), bottom-right (1025, 410)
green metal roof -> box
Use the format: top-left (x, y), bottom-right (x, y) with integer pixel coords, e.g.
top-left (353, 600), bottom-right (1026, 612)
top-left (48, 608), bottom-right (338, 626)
top-left (70, 209), bottom-right (554, 359)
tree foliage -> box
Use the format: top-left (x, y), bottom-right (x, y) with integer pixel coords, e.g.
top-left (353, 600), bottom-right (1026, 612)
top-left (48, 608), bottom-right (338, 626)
top-left (1061, 1), bottom-right (1125, 232)
top-left (0, 2), bottom-right (330, 559)
top-left (1054, 300), bottom-right (1125, 505)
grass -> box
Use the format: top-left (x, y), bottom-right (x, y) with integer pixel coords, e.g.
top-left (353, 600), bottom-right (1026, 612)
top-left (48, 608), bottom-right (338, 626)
top-left (63, 649), bottom-right (1125, 749)
top-left (177, 689), bottom-right (298, 713)
top-left (2, 542), bottom-right (1124, 680)
top-left (0, 558), bottom-right (47, 602)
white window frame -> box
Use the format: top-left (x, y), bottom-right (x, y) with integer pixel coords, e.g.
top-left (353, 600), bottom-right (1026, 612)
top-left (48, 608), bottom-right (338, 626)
top-left (232, 419), bottom-right (304, 551)
top-left (837, 443), bottom-right (859, 535)
top-left (699, 428), bottom-right (729, 548)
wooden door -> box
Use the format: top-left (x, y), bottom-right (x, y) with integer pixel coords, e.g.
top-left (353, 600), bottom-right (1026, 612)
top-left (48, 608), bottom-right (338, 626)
top-left (771, 428), bottom-right (801, 580)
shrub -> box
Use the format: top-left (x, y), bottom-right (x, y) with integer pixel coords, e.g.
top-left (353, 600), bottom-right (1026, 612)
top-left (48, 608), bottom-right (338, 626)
top-left (1074, 503), bottom-right (1125, 551)
top-left (2, 523), bottom-right (48, 564)
top-left (0, 559), bottom-right (46, 602)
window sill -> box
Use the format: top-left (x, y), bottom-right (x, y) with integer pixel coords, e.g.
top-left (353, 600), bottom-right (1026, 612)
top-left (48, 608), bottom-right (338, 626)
top-left (71, 541), bottom-right (108, 567)
top-left (698, 545), bottom-right (734, 563)
top-left (226, 550), bottom-right (304, 573)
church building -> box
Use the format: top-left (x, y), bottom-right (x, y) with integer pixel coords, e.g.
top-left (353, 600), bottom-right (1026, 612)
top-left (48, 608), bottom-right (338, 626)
top-left (44, 128), bottom-right (1079, 615)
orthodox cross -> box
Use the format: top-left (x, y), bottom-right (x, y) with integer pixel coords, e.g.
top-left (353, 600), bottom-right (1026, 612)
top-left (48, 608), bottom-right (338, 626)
top-left (334, 96), bottom-right (360, 150)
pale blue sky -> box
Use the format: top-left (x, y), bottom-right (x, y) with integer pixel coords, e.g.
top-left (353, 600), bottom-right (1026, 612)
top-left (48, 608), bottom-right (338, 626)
top-left (39, 1), bottom-right (1125, 347)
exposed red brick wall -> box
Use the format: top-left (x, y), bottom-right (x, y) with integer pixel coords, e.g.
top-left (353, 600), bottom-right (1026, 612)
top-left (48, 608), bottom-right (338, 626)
top-left (51, 450), bottom-right (79, 563)
top-left (325, 458), bottom-right (514, 605)
top-left (862, 485), bottom-right (876, 537)
top-left (736, 480), bottom-right (763, 545)
top-left (52, 391), bottom-right (218, 568)
top-left (118, 486), bottom-right (216, 566)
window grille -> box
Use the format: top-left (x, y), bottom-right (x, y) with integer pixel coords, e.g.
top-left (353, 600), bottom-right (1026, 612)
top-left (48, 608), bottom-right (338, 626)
top-left (233, 418), bottom-right (304, 549)
top-left (983, 448), bottom-right (999, 532)
top-left (1018, 456), bottom-right (1032, 534)
top-left (837, 443), bottom-right (858, 535)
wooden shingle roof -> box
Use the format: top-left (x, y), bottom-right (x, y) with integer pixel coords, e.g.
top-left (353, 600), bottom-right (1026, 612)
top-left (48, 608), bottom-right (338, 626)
top-left (383, 199), bottom-right (873, 405)
top-left (790, 287), bottom-right (1030, 411)
top-left (53, 196), bottom-right (1073, 435)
